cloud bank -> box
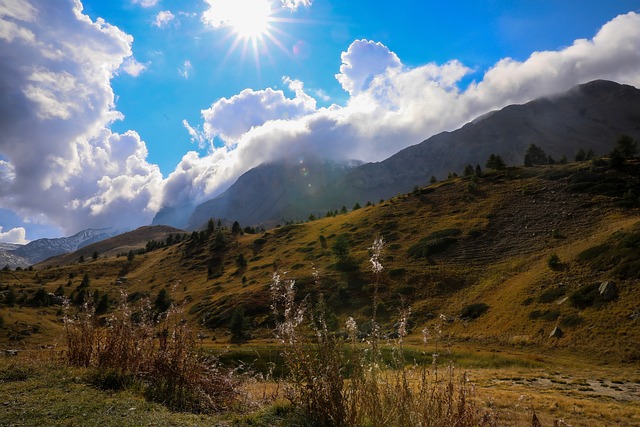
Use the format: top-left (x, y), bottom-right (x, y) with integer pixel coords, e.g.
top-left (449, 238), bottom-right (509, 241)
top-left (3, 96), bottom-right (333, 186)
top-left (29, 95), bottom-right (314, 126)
top-left (1, 0), bottom-right (639, 242)
top-left (0, 227), bottom-right (28, 245)
top-left (0, 0), bottom-right (163, 238)
top-left (162, 12), bottom-right (640, 208)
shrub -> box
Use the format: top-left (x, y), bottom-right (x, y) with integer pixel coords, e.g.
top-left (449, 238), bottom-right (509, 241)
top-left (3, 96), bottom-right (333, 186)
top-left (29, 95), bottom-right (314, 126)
top-left (64, 293), bottom-right (241, 413)
top-left (547, 254), bottom-right (561, 270)
top-left (229, 307), bottom-right (249, 342)
top-left (529, 310), bottom-right (561, 321)
top-left (537, 287), bottom-right (565, 303)
top-left (461, 303), bottom-right (489, 320)
top-left (577, 244), bottom-right (611, 262)
top-left (485, 154), bottom-right (507, 170)
top-left (569, 284), bottom-right (602, 309)
top-left (560, 314), bottom-right (584, 328)
top-left (524, 144), bottom-right (548, 166)
top-left (408, 237), bottom-right (457, 259)
top-left (332, 234), bottom-right (350, 262)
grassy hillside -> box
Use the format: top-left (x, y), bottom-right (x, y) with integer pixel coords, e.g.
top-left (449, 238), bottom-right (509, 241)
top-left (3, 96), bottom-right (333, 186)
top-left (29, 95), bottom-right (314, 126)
top-left (1, 160), bottom-right (639, 362)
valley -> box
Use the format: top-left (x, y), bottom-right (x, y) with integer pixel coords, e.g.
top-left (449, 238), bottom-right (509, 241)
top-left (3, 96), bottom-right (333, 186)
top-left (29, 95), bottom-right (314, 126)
top-left (1, 159), bottom-right (639, 425)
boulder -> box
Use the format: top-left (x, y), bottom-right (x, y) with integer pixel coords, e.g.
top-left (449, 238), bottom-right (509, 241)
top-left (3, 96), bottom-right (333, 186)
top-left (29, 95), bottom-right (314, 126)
top-left (598, 281), bottom-right (618, 302)
top-left (549, 326), bottom-right (563, 339)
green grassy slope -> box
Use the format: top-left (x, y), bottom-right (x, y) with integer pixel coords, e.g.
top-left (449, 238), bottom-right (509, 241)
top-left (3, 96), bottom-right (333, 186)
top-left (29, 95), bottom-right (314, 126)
top-left (1, 160), bottom-right (639, 362)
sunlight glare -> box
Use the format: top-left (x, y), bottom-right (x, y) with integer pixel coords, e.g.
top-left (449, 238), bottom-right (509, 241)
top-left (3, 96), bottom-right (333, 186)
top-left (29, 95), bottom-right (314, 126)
top-left (222, 0), bottom-right (272, 40)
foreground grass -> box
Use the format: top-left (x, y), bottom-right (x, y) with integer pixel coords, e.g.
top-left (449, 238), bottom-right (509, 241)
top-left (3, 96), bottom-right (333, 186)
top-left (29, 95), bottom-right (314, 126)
top-left (2, 346), bottom-right (639, 427)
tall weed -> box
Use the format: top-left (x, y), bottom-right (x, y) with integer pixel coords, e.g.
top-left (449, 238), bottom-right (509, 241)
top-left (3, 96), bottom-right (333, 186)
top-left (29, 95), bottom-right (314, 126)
top-left (271, 238), bottom-right (498, 426)
top-left (64, 291), bottom-right (240, 413)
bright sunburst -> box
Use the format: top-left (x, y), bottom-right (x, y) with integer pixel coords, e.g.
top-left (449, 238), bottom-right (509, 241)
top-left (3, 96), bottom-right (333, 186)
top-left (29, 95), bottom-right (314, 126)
top-left (203, 0), bottom-right (300, 71)
top-left (232, 0), bottom-right (272, 39)
top-left (209, 0), bottom-right (273, 40)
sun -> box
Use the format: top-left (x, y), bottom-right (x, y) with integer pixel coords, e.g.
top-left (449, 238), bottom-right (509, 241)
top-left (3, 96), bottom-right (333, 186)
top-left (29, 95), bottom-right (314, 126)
top-left (204, 0), bottom-right (297, 70)
top-left (219, 0), bottom-right (273, 40)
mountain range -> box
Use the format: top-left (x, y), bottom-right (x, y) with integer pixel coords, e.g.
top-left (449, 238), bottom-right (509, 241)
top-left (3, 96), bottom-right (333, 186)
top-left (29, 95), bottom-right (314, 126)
top-left (0, 228), bottom-right (114, 269)
top-left (3, 80), bottom-right (640, 267)
top-left (153, 80), bottom-right (640, 230)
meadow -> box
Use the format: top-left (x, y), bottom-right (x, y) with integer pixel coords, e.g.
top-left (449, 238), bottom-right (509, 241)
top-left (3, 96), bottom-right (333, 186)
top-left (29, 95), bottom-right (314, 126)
top-left (1, 160), bottom-right (640, 425)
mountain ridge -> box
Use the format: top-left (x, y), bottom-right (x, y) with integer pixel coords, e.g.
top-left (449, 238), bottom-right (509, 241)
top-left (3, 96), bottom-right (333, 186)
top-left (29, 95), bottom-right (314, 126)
top-left (155, 80), bottom-right (640, 230)
top-left (4, 228), bottom-right (114, 267)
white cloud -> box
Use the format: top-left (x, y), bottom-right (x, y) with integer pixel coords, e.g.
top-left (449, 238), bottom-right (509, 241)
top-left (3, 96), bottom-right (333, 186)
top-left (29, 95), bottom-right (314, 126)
top-left (131, 0), bottom-right (159, 8)
top-left (162, 12), bottom-right (640, 209)
top-left (154, 10), bottom-right (174, 28)
top-left (199, 77), bottom-right (316, 145)
top-left (120, 57), bottom-right (148, 77)
top-left (280, 0), bottom-right (312, 11)
top-left (0, 0), bottom-right (163, 234)
top-left (336, 39), bottom-right (402, 95)
top-left (2, 1), bottom-right (640, 236)
top-left (202, 0), bottom-right (311, 29)
top-left (0, 227), bottom-right (29, 244)
top-left (179, 59), bottom-right (192, 79)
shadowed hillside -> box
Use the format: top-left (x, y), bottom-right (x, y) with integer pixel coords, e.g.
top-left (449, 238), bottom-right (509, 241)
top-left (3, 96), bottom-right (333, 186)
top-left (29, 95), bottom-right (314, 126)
top-left (157, 80), bottom-right (640, 230)
top-left (2, 158), bottom-right (639, 363)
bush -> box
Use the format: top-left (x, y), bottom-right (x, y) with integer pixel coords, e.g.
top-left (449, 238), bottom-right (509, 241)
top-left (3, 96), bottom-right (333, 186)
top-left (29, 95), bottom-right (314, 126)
top-left (407, 228), bottom-right (461, 259)
top-left (577, 244), bottom-right (611, 262)
top-left (460, 303), bottom-right (489, 320)
top-left (229, 307), bottom-right (249, 342)
top-left (547, 254), bottom-right (561, 270)
top-left (560, 314), bottom-right (584, 328)
top-left (529, 310), bottom-right (561, 321)
top-left (332, 234), bottom-right (350, 262)
top-left (537, 287), bottom-right (565, 303)
top-left (570, 284), bottom-right (605, 309)
top-left (408, 237), bottom-right (458, 259)
top-left (64, 294), bottom-right (241, 413)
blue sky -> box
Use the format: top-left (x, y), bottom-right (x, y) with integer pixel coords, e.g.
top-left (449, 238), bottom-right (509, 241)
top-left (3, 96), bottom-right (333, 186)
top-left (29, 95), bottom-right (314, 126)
top-left (88, 0), bottom-right (640, 174)
top-left (1, 0), bottom-right (639, 243)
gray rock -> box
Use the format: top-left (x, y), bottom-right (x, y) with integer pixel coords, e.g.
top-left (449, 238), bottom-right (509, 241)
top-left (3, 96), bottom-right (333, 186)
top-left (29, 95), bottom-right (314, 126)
top-left (549, 326), bottom-right (564, 339)
top-left (598, 281), bottom-right (618, 302)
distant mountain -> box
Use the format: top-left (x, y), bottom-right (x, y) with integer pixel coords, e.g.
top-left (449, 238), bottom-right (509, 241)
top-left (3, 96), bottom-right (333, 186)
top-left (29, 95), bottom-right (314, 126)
top-left (154, 80), bottom-right (640, 229)
top-left (10, 228), bottom-right (113, 265)
top-left (38, 225), bottom-right (185, 267)
top-left (0, 251), bottom-right (29, 269)
top-left (0, 243), bottom-right (21, 252)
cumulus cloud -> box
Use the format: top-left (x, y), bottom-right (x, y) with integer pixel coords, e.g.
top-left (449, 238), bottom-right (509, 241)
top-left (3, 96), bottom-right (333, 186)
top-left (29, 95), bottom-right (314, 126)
top-left (162, 12), bottom-right (640, 209)
top-left (336, 39), bottom-right (402, 95)
top-left (280, 0), bottom-right (312, 11)
top-left (0, 0), bottom-right (163, 234)
top-left (0, 226), bottom-right (29, 244)
top-left (154, 10), bottom-right (174, 28)
top-left (199, 76), bottom-right (316, 145)
top-left (120, 57), bottom-right (148, 77)
top-left (132, 0), bottom-right (159, 8)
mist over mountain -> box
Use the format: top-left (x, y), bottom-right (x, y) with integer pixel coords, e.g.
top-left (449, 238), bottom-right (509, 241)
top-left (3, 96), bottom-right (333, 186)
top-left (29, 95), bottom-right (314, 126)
top-left (184, 158), bottom-right (363, 230)
top-left (154, 80), bottom-right (640, 230)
